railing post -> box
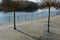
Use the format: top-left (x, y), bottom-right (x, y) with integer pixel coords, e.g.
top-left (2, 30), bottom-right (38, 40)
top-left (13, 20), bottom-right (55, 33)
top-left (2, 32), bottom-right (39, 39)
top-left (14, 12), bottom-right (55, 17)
top-left (17, 16), bottom-right (19, 21)
top-left (25, 15), bottom-right (27, 20)
top-left (31, 14), bottom-right (33, 19)
top-left (8, 16), bottom-right (10, 22)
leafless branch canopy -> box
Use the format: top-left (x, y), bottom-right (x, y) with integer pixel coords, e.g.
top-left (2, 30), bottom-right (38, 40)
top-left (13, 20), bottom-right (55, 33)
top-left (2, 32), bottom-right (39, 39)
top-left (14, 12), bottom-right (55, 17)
top-left (0, 0), bottom-right (60, 12)
top-left (38, 0), bottom-right (60, 9)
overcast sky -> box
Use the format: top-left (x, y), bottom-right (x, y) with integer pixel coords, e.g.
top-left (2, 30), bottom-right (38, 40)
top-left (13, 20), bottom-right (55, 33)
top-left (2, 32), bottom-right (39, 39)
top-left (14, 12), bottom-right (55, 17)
top-left (0, 0), bottom-right (2, 2)
top-left (28, 0), bottom-right (37, 2)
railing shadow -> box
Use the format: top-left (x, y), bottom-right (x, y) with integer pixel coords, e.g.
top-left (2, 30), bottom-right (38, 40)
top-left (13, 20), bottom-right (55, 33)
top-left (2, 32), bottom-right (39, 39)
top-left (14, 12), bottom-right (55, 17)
top-left (16, 29), bottom-right (38, 40)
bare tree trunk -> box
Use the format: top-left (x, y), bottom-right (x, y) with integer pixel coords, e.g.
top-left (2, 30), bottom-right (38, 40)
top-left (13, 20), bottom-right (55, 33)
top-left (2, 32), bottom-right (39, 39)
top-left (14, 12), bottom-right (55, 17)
top-left (14, 9), bottom-right (16, 30)
top-left (48, 6), bottom-right (50, 33)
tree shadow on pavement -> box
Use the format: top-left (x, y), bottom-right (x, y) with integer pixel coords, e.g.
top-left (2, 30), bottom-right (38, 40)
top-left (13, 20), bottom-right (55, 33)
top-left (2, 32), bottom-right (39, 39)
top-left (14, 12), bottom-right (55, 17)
top-left (16, 29), bottom-right (41, 40)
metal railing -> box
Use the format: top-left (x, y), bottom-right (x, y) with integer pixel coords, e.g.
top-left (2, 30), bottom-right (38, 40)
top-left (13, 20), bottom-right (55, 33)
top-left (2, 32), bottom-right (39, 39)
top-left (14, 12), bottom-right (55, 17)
top-left (0, 12), bottom-right (58, 23)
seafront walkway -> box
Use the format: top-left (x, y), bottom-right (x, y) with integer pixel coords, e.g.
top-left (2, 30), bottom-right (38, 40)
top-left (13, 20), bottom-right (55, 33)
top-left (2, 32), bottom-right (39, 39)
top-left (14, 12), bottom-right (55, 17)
top-left (0, 15), bottom-right (60, 40)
